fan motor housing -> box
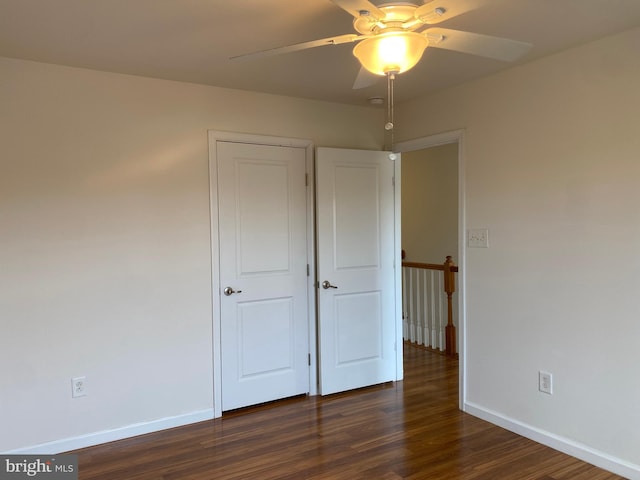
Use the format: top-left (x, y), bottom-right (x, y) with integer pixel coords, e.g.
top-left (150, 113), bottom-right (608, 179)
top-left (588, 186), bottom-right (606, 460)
top-left (353, 3), bottom-right (423, 35)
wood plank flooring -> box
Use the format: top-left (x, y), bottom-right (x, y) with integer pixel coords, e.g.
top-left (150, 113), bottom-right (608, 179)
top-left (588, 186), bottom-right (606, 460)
top-left (70, 344), bottom-right (625, 479)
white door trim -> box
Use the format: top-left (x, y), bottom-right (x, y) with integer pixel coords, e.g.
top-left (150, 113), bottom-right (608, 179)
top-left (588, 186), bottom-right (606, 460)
top-left (207, 131), bottom-right (316, 418)
top-left (394, 130), bottom-right (466, 410)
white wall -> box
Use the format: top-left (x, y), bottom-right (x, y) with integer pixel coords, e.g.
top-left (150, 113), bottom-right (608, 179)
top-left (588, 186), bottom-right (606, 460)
top-left (401, 144), bottom-right (458, 263)
top-left (398, 27), bottom-right (640, 476)
top-left (0, 57), bottom-right (383, 452)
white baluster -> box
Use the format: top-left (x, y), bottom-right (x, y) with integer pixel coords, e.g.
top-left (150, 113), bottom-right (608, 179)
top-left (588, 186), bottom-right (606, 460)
top-left (429, 270), bottom-right (436, 349)
top-left (415, 268), bottom-right (422, 345)
top-left (422, 269), bottom-right (428, 347)
top-left (409, 268), bottom-right (416, 343)
top-left (437, 271), bottom-right (444, 351)
top-left (402, 267), bottom-right (408, 340)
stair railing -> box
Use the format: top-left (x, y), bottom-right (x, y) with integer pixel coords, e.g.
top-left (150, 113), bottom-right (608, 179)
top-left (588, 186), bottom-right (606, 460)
top-left (402, 256), bottom-right (459, 357)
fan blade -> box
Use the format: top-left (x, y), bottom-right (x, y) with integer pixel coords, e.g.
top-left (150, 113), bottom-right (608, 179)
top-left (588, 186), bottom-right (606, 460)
top-left (230, 34), bottom-right (364, 61)
top-left (352, 66), bottom-right (381, 89)
top-left (425, 28), bottom-right (532, 62)
top-left (415, 0), bottom-right (479, 25)
top-left (330, 0), bottom-right (385, 22)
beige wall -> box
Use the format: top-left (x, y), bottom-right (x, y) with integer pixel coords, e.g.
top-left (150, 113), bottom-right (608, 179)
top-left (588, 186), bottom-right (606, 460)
top-left (398, 27), bottom-right (640, 475)
top-left (0, 56), bottom-right (383, 452)
top-left (401, 143), bottom-right (458, 264)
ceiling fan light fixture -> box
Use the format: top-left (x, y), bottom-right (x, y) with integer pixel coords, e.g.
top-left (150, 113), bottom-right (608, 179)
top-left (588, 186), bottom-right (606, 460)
top-left (353, 31), bottom-right (428, 76)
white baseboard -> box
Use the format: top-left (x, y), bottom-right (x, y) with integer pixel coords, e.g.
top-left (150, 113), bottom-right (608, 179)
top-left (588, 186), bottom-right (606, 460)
top-left (5, 409), bottom-right (214, 455)
top-left (464, 401), bottom-right (639, 480)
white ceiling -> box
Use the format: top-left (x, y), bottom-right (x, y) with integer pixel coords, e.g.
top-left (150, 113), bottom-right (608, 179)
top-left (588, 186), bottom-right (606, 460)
top-left (1, 0), bottom-right (639, 105)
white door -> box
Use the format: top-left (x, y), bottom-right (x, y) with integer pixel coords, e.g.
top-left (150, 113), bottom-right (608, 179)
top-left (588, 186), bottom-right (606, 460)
top-left (217, 141), bottom-right (309, 411)
top-left (316, 147), bottom-right (398, 395)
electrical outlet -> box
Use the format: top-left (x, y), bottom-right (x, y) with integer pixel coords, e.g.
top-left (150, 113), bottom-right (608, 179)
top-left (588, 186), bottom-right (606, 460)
top-left (538, 371), bottom-right (553, 395)
top-left (468, 228), bottom-right (489, 248)
top-left (71, 376), bottom-right (87, 398)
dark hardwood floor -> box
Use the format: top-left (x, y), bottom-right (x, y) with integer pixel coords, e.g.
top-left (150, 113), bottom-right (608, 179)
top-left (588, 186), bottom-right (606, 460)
top-left (71, 344), bottom-right (625, 479)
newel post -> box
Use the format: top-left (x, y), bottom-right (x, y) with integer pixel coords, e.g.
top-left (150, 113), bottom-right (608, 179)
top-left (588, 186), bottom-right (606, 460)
top-left (444, 256), bottom-right (456, 357)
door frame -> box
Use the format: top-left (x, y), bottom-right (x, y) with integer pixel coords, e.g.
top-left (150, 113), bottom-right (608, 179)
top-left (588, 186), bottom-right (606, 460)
top-left (394, 129), bottom-right (467, 410)
top-left (208, 131), bottom-right (316, 418)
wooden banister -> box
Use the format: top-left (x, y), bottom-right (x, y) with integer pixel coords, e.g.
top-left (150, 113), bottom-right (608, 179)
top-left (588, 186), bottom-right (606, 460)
top-left (443, 256), bottom-right (456, 357)
top-left (401, 256), bottom-right (458, 357)
top-left (402, 261), bottom-right (459, 273)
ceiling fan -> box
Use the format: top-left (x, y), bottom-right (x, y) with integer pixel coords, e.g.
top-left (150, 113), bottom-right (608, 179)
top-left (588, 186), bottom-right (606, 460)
top-left (231, 0), bottom-right (532, 147)
top-left (232, 0), bottom-right (531, 82)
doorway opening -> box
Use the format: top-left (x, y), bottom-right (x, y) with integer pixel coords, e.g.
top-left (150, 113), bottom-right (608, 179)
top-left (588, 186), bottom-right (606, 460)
top-left (395, 130), bottom-right (465, 408)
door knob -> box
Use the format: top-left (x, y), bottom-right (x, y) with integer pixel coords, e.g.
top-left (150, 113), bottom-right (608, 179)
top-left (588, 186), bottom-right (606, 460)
top-left (321, 280), bottom-right (338, 290)
top-left (223, 286), bottom-right (242, 296)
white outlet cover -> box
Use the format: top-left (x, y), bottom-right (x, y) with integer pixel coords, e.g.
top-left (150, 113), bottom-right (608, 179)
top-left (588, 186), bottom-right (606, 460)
top-left (468, 228), bottom-right (489, 248)
top-left (72, 376), bottom-right (87, 398)
top-left (538, 371), bottom-right (553, 395)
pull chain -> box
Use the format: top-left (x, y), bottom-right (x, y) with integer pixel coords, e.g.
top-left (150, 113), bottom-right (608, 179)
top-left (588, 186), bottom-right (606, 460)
top-left (385, 72), bottom-right (395, 152)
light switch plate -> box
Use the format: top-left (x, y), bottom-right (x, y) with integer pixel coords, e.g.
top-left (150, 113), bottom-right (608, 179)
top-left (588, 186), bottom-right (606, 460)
top-left (468, 229), bottom-right (489, 248)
